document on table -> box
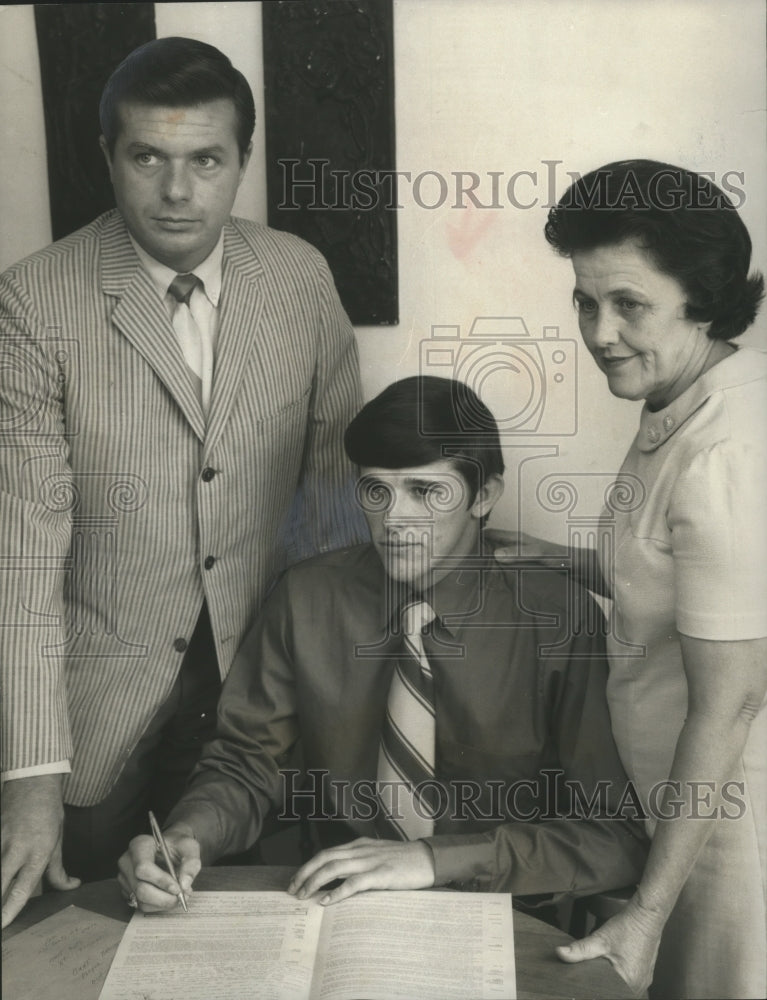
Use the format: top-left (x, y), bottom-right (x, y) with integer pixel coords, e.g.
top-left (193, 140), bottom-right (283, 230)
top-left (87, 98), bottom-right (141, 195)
top-left (310, 890), bottom-right (516, 1000)
top-left (99, 893), bottom-right (322, 1000)
top-left (99, 890), bottom-right (516, 1000)
top-left (2, 905), bottom-right (126, 1000)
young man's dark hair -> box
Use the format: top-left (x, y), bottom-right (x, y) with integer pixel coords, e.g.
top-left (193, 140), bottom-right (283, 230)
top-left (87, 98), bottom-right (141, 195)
top-left (344, 375), bottom-right (505, 506)
top-left (99, 36), bottom-right (256, 160)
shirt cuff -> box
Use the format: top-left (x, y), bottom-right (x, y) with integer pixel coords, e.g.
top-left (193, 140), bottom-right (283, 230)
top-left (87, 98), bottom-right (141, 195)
top-left (164, 797), bottom-right (230, 866)
top-left (1, 760), bottom-right (72, 784)
top-left (425, 832), bottom-right (498, 888)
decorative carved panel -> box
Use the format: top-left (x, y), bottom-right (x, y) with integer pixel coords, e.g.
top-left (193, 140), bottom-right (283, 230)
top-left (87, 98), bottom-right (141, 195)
top-left (262, 0), bottom-right (398, 325)
top-left (34, 3), bottom-right (156, 240)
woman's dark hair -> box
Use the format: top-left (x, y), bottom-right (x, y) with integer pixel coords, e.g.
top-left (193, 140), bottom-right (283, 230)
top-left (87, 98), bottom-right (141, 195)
top-left (344, 375), bottom-right (504, 506)
top-left (544, 159), bottom-right (763, 340)
top-left (100, 36), bottom-right (256, 161)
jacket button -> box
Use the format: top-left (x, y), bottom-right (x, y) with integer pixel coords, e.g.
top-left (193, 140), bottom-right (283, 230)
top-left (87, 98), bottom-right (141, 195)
top-left (173, 637), bottom-right (188, 653)
top-left (201, 467), bottom-right (216, 482)
top-left (204, 555), bottom-right (216, 570)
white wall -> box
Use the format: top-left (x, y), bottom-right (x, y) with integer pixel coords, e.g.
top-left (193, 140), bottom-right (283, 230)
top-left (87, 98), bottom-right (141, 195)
top-left (2, 0), bottom-right (765, 538)
top-left (154, 1), bottom-right (267, 224)
top-left (0, 5), bottom-right (51, 261)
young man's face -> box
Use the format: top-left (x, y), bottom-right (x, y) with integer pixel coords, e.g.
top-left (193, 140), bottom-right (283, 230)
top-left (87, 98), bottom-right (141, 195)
top-left (100, 99), bottom-right (251, 272)
top-left (359, 459), bottom-right (503, 590)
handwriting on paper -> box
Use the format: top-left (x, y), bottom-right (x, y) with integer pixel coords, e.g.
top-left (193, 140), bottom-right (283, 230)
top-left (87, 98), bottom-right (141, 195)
top-left (2, 905), bottom-right (126, 1000)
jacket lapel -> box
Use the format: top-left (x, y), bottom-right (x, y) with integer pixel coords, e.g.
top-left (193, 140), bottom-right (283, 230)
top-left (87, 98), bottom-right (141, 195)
top-left (101, 213), bottom-right (206, 441)
top-left (204, 223), bottom-right (264, 457)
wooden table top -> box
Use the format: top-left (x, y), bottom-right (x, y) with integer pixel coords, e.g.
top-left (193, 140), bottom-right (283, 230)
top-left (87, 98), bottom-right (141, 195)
top-left (3, 866), bottom-right (636, 1000)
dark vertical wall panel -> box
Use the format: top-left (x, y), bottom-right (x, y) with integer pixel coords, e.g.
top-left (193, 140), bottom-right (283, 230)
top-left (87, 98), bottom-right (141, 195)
top-left (263, 0), bottom-right (398, 326)
top-left (34, 3), bottom-right (156, 241)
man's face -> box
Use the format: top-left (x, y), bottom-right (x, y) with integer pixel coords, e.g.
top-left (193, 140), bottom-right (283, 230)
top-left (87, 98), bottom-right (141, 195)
top-left (358, 459), bottom-right (502, 590)
top-left (100, 99), bottom-right (251, 272)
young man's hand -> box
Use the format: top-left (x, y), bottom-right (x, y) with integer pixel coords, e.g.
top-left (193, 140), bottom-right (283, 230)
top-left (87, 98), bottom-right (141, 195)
top-left (287, 838), bottom-right (435, 905)
top-left (117, 825), bottom-right (201, 913)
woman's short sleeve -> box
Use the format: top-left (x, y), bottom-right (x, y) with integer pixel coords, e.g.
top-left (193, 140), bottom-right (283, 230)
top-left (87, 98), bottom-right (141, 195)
top-left (669, 438), bottom-right (767, 640)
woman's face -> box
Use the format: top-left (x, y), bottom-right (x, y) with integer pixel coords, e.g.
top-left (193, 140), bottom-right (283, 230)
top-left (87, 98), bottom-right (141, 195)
top-left (571, 239), bottom-right (713, 409)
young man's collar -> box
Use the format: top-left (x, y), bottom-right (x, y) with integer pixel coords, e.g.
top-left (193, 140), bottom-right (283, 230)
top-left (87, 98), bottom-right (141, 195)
top-left (128, 230), bottom-right (224, 306)
top-left (381, 544), bottom-right (491, 639)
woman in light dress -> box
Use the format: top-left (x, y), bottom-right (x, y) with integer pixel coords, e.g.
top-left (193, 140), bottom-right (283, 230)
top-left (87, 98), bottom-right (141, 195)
top-left (515, 160), bottom-right (766, 999)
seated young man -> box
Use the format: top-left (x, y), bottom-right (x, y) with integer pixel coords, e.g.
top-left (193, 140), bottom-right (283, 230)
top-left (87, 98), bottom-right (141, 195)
top-left (118, 376), bottom-right (646, 912)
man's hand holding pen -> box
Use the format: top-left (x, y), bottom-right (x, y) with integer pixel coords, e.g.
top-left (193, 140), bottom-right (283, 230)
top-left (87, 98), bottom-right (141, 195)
top-left (118, 821), bottom-right (201, 913)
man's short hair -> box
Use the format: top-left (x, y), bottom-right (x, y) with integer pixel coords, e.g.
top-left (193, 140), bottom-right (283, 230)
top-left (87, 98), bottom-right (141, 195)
top-left (344, 376), bottom-right (504, 504)
top-left (99, 36), bottom-right (256, 160)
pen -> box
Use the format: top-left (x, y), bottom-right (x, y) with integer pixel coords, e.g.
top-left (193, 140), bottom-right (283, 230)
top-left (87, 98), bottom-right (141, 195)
top-left (148, 810), bottom-right (189, 912)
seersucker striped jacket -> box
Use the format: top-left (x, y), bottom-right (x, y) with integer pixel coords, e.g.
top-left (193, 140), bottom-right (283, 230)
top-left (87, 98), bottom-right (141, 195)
top-left (0, 210), bottom-right (365, 805)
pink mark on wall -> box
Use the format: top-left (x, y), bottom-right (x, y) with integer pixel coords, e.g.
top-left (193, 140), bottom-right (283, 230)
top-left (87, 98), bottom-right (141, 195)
top-left (446, 203), bottom-right (498, 260)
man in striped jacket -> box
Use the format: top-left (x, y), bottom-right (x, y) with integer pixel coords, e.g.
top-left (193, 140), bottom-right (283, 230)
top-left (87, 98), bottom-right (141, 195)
top-left (0, 36), bottom-right (363, 926)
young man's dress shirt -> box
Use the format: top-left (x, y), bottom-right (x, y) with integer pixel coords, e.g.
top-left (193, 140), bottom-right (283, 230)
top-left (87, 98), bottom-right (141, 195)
top-left (169, 544), bottom-right (647, 898)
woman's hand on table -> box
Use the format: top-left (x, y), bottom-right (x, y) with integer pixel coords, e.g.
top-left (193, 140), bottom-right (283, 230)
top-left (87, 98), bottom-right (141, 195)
top-left (287, 838), bottom-right (435, 905)
top-left (117, 825), bottom-right (201, 912)
top-left (556, 893), bottom-right (665, 996)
